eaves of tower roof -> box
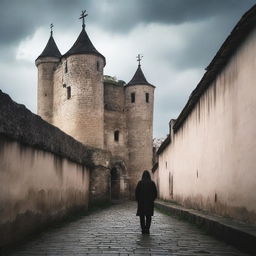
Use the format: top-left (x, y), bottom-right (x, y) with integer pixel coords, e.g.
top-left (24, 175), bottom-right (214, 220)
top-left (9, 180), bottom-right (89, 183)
top-left (63, 27), bottom-right (105, 65)
top-left (36, 34), bottom-right (61, 60)
top-left (126, 65), bottom-right (155, 88)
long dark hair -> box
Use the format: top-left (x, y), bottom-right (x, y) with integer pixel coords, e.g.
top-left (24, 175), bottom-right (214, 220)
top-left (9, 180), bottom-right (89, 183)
top-left (141, 170), bottom-right (151, 181)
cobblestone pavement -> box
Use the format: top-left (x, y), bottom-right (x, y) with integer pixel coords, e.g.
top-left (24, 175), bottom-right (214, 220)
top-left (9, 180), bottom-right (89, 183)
top-left (7, 202), bottom-right (249, 256)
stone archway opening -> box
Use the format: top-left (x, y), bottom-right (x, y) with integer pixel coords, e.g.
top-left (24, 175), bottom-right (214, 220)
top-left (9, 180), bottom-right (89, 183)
top-left (111, 167), bottom-right (120, 200)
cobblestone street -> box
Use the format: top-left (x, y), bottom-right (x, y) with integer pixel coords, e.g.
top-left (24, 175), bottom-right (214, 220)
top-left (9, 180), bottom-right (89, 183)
top-left (7, 202), bottom-right (249, 256)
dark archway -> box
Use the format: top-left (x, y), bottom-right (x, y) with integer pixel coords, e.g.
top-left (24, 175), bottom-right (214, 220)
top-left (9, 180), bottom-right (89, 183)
top-left (111, 167), bottom-right (120, 200)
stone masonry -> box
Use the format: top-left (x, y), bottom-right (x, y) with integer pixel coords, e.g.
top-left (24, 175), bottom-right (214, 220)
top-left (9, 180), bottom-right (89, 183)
top-left (36, 20), bottom-right (155, 199)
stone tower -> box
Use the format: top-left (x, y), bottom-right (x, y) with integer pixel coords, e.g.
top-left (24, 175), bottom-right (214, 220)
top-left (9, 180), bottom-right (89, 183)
top-left (125, 58), bottom-right (155, 194)
top-left (36, 16), bottom-right (105, 149)
top-left (35, 29), bottom-right (61, 123)
top-left (57, 22), bottom-right (105, 149)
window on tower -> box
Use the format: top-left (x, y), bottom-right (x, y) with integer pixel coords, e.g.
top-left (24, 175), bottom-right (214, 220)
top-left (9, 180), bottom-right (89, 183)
top-left (96, 61), bottom-right (100, 71)
top-left (65, 61), bottom-right (68, 73)
top-left (67, 86), bottom-right (71, 99)
top-left (131, 92), bottom-right (135, 103)
top-left (114, 130), bottom-right (119, 142)
top-left (146, 93), bottom-right (149, 103)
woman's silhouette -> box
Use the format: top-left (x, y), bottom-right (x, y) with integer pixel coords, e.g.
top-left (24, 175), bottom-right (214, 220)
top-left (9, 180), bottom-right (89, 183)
top-left (135, 170), bottom-right (157, 234)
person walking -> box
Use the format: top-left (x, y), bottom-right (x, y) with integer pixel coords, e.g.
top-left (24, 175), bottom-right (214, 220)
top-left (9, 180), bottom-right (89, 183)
top-left (135, 170), bottom-right (157, 234)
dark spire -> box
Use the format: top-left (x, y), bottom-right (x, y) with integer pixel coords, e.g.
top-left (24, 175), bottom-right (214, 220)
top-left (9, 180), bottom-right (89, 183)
top-left (63, 11), bottom-right (105, 64)
top-left (36, 24), bottom-right (61, 60)
top-left (127, 55), bottom-right (154, 87)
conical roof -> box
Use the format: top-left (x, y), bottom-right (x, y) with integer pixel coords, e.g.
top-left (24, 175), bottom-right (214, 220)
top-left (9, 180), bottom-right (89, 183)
top-left (63, 27), bottom-right (105, 64)
top-left (126, 65), bottom-right (154, 87)
top-left (36, 33), bottom-right (61, 60)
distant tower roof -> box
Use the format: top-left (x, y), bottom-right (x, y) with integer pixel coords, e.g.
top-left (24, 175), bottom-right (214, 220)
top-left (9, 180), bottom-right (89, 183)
top-left (36, 24), bottom-right (61, 60)
top-left (126, 54), bottom-right (154, 87)
top-left (63, 10), bottom-right (105, 64)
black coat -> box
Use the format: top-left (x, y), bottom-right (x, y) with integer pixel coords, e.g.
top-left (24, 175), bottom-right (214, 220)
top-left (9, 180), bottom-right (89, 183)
top-left (135, 179), bottom-right (157, 216)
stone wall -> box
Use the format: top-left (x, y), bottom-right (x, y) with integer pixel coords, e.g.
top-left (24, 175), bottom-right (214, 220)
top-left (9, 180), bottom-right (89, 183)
top-left (104, 82), bottom-right (130, 199)
top-left (125, 84), bottom-right (155, 194)
top-left (157, 27), bottom-right (256, 224)
top-left (104, 82), bottom-right (128, 162)
top-left (0, 90), bottom-right (111, 247)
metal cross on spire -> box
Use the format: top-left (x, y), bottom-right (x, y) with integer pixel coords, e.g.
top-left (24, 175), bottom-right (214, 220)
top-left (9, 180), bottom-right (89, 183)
top-left (50, 23), bottom-right (54, 36)
top-left (79, 10), bottom-right (88, 28)
top-left (137, 54), bottom-right (143, 66)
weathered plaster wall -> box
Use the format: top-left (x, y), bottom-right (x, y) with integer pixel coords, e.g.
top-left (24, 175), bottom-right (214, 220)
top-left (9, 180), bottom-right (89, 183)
top-left (53, 54), bottom-right (105, 149)
top-left (152, 169), bottom-right (159, 196)
top-left (0, 137), bottom-right (89, 246)
top-left (158, 28), bottom-right (256, 223)
top-left (0, 90), bottom-right (111, 246)
top-left (125, 85), bottom-right (154, 194)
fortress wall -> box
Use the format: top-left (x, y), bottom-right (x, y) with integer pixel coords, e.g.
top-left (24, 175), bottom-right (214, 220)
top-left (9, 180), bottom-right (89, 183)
top-left (158, 27), bottom-right (256, 223)
top-left (104, 83), bottom-right (128, 161)
top-left (0, 90), bottom-right (110, 246)
top-left (104, 82), bottom-right (125, 111)
top-left (125, 85), bottom-right (154, 194)
top-left (53, 55), bottom-right (105, 149)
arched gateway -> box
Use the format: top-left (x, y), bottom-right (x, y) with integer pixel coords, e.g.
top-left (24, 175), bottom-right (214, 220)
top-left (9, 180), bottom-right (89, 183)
top-left (110, 161), bottom-right (129, 201)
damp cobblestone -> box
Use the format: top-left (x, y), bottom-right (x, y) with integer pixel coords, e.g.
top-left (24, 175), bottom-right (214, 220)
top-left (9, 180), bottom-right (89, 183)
top-left (6, 202), bottom-right (249, 255)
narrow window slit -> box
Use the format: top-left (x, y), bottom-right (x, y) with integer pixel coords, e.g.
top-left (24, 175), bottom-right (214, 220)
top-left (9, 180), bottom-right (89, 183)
top-left (131, 93), bottom-right (135, 103)
top-left (65, 61), bottom-right (68, 73)
top-left (114, 130), bottom-right (119, 142)
top-left (67, 86), bottom-right (71, 99)
top-left (146, 93), bottom-right (149, 103)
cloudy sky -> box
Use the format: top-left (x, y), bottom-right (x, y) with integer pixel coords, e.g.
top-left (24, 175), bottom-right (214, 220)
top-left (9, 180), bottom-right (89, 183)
top-left (0, 0), bottom-right (255, 138)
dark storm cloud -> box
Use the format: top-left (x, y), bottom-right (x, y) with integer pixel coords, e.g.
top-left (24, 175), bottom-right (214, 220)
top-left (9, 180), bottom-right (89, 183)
top-left (0, 0), bottom-right (91, 46)
top-left (140, 0), bottom-right (254, 24)
top-left (90, 0), bottom-right (256, 32)
top-left (1, 0), bottom-right (255, 77)
top-left (1, 0), bottom-right (255, 46)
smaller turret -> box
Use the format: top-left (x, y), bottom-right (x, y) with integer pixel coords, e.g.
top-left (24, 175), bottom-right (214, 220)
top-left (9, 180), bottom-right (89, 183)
top-left (125, 55), bottom-right (155, 195)
top-left (35, 24), bottom-right (61, 123)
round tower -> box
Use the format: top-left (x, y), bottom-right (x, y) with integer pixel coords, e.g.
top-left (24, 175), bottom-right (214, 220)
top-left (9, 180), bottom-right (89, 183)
top-left (60, 14), bottom-right (105, 149)
top-left (35, 26), bottom-right (61, 123)
top-left (125, 55), bottom-right (155, 195)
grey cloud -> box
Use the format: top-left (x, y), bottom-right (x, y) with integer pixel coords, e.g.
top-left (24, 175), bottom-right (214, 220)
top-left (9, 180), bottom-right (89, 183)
top-left (164, 16), bottom-right (235, 70)
top-left (1, 0), bottom-right (253, 65)
top-left (1, 0), bottom-right (255, 47)
top-left (0, 0), bottom-right (91, 48)
top-left (90, 0), bottom-right (255, 32)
